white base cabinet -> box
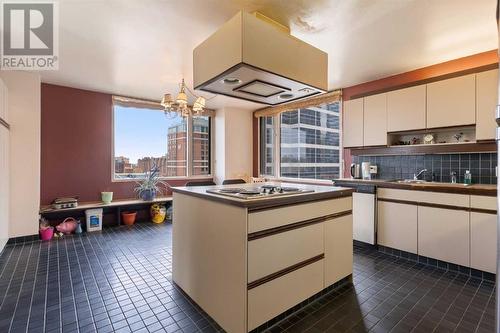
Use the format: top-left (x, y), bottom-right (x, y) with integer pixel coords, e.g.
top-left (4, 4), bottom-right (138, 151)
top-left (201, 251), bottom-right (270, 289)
top-left (377, 201), bottom-right (418, 253)
top-left (470, 212), bottom-right (497, 273)
top-left (417, 206), bottom-right (470, 267)
top-left (324, 214), bottom-right (353, 287)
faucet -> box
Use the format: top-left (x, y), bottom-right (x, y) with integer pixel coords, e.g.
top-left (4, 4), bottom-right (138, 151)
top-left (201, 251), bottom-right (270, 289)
top-left (413, 169), bottom-right (428, 180)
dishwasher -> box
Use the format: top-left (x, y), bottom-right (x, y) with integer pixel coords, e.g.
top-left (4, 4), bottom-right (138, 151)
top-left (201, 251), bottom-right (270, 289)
top-left (332, 180), bottom-right (376, 245)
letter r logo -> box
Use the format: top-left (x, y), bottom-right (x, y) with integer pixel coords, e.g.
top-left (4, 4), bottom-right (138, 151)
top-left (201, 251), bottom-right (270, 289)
top-left (3, 3), bottom-right (53, 55)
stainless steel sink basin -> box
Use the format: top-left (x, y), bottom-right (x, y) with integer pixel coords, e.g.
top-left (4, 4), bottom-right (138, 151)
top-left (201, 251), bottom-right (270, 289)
top-left (397, 179), bottom-right (427, 184)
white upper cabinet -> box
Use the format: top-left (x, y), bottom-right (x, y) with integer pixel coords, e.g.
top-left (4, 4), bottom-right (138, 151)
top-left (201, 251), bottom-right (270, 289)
top-left (387, 85), bottom-right (426, 132)
top-left (343, 98), bottom-right (363, 147)
top-left (426, 74), bottom-right (476, 129)
top-left (363, 93), bottom-right (387, 146)
top-left (476, 69), bottom-right (498, 141)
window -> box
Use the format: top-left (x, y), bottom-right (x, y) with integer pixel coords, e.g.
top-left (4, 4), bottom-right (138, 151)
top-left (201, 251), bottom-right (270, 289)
top-left (113, 102), bottom-right (211, 180)
top-left (259, 101), bottom-right (341, 181)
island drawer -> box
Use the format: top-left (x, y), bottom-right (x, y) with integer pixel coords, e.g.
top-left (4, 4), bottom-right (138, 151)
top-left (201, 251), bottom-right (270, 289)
top-left (247, 259), bottom-right (324, 331)
top-left (247, 223), bottom-right (324, 283)
top-left (247, 197), bottom-right (352, 233)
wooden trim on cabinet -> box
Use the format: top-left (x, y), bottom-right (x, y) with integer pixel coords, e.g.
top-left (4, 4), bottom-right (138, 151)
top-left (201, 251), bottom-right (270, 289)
top-left (470, 208), bottom-right (497, 215)
top-left (247, 254), bottom-right (325, 290)
top-left (248, 210), bottom-right (352, 241)
top-left (0, 117), bottom-right (9, 130)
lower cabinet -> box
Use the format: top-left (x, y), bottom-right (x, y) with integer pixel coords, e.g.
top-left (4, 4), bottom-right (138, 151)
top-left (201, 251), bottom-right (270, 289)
top-left (378, 201), bottom-right (418, 253)
top-left (470, 212), bottom-right (497, 273)
top-left (247, 260), bottom-right (324, 331)
top-left (324, 214), bottom-right (353, 287)
top-left (418, 206), bottom-right (470, 267)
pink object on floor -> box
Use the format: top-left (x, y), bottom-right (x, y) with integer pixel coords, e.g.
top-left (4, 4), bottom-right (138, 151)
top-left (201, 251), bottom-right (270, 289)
top-left (56, 217), bottom-right (78, 234)
top-left (39, 227), bottom-right (54, 241)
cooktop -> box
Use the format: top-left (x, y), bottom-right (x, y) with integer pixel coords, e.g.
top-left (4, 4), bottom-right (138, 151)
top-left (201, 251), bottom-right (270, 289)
top-left (206, 185), bottom-right (314, 200)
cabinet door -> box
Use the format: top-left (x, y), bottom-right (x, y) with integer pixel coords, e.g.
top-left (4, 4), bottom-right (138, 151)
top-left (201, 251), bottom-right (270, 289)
top-left (418, 206), bottom-right (469, 267)
top-left (470, 212), bottom-right (497, 273)
top-left (377, 201), bottom-right (417, 253)
top-left (476, 69), bottom-right (498, 141)
top-left (387, 85), bottom-right (426, 132)
top-left (426, 74), bottom-right (476, 128)
top-left (363, 93), bottom-right (387, 146)
top-left (343, 98), bottom-right (363, 147)
top-left (324, 214), bottom-right (352, 287)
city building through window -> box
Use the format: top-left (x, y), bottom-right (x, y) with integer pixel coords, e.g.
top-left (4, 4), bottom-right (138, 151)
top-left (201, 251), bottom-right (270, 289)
top-left (113, 102), bottom-right (211, 180)
top-left (259, 101), bottom-right (341, 180)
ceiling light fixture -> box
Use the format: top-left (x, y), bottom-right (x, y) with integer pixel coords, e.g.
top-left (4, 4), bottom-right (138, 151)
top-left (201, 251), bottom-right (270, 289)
top-left (161, 78), bottom-right (213, 118)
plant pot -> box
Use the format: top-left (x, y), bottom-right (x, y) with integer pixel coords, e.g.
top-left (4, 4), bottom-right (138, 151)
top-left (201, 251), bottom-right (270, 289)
top-left (101, 191), bottom-right (113, 204)
top-left (121, 211), bottom-right (137, 226)
top-left (40, 227), bottom-right (54, 241)
top-left (150, 204), bottom-right (167, 224)
top-left (141, 189), bottom-right (156, 201)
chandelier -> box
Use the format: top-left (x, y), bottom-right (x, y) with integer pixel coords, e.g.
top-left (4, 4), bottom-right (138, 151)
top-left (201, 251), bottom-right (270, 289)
top-left (161, 79), bottom-right (207, 118)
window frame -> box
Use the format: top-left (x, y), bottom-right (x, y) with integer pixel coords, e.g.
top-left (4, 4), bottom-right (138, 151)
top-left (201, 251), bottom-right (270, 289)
top-left (258, 101), bottom-right (343, 184)
top-left (111, 101), bottom-right (214, 182)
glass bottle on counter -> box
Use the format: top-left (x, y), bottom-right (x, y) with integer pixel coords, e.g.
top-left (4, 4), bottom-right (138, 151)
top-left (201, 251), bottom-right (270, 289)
top-left (464, 170), bottom-right (472, 185)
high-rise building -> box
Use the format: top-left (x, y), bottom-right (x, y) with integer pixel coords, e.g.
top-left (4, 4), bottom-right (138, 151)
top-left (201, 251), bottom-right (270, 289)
top-left (167, 117), bottom-right (210, 176)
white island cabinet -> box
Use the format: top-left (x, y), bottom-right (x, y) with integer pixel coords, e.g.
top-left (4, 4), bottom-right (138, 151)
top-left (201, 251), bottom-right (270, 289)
top-left (172, 183), bottom-right (354, 333)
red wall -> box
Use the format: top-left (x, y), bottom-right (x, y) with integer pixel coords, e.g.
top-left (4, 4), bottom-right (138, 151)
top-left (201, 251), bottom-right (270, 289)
top-left (41, 84), bottom-right (208, 205)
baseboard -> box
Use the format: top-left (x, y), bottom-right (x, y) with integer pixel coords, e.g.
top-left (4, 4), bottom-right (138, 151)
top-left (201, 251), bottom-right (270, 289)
top-left (378, 245), bottom-right (495, 282)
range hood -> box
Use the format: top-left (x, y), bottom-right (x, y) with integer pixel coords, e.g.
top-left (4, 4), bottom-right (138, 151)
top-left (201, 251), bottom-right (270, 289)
top-left (193, 11), bottom-right (328, 105)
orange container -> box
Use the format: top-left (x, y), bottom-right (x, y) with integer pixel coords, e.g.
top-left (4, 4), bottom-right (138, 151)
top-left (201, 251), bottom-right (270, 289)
top-left (121, 211), bottom-right (137, 226)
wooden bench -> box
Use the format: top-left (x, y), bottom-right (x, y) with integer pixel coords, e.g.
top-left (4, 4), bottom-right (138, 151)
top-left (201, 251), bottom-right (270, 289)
top-left (40, 197), bottom-right (173, 227)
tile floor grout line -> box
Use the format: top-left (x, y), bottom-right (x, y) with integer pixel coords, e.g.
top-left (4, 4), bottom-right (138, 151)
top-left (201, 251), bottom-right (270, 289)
top-left (7, 241), bottom-right (34, 333)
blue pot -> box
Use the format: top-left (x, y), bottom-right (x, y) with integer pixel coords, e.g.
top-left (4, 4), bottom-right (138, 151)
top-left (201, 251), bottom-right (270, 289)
top-left (141, 189), bottom-right (156, 201)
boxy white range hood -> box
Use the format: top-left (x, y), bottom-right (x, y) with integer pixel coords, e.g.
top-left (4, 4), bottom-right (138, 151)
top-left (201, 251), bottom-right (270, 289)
top-left (193, 12), bottom-right (328, 105)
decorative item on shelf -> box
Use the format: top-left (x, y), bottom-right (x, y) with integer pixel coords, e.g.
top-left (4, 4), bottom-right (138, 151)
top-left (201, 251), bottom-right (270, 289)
top-left (150, 204), bottom-right (167, 224)
top-left (411, 137), bottom-right (420, 145)
top-left (56, 217), bottom-right (78, 235)
top-left (134, 163), bottom-right (169, 201)
top-left (121, 211), bottom-right (137, 226)
top-left (161, 78), bottom-right (215, 118)
top-left (39, 217), bottom-right (54, 241)
top-left (453, 132), bottom-right (463, 143)
top-left (166, 205), bottom-right (173, 223)
top-left (423, 134), bottom-right (434, 145)
top-left (51, 197), bottom-right (78, 209)
top-left (101, 191), bottom-right (113, 204)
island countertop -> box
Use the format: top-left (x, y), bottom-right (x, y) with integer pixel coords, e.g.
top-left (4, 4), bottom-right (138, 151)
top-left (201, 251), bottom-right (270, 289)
top-left (171, 182), bottom-right (354, 210)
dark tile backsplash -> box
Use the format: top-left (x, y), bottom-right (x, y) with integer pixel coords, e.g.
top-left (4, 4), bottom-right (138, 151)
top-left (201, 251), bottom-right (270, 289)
top-left (352, 153), bottom-right (498, 184)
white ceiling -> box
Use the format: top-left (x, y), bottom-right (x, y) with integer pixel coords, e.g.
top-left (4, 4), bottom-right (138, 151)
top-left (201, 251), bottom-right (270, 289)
top-left (41, 0), bottom-right (498, 110)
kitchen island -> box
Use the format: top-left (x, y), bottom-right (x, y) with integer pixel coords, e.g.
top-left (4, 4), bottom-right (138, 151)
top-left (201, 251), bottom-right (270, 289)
top-left (171, 183), bottom-right (354, 333)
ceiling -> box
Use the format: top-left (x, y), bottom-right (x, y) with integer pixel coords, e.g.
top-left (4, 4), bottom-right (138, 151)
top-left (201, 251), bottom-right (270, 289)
top-left (41, 0), bottom-right (498, 110)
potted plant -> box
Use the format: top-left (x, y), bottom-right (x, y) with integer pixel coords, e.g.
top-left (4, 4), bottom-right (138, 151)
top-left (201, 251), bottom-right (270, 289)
top-left (134, 164), bottom-right (169, 201)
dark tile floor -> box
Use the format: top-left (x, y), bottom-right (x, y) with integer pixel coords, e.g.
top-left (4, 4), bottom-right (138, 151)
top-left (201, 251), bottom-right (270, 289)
top-left (0, 223), bottom-right (495, 333)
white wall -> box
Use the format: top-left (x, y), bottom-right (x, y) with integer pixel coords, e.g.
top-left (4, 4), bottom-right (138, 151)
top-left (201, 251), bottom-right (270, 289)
top-left (0, 71), bottom-right (41, 238)
top-left (0, 79), bottom-right (9, 252)
top-left (214, 107), bottom-right (253, 184)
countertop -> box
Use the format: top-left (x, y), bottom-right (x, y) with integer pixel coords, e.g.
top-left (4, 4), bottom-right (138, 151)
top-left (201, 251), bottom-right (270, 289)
top-left (333, 178), bottom-right (497, 196)
top-left (171, 182), bottom-right (355, 210)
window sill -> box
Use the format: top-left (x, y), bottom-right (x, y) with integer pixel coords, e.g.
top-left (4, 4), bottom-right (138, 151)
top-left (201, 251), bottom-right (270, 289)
top-left (112, 175), bottom-right (213, 183)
